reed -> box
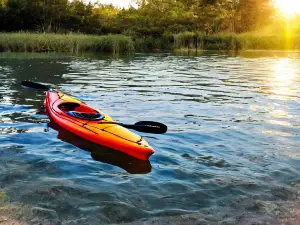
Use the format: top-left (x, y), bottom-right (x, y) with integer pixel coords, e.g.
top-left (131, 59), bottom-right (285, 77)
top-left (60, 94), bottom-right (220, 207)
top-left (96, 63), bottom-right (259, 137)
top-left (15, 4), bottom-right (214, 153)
top-left (173, 32), bottom-right (238, 51)
top-left (134, 34), bottom-right (174, 52)
top-left (0, 33), bottom-right (134, 54)
top-left (237, 33), bottom-right (294, 50)
top-left (1, 32), bottom-right (299, 53)
top-left (172, 32), bottom-right (300, 51)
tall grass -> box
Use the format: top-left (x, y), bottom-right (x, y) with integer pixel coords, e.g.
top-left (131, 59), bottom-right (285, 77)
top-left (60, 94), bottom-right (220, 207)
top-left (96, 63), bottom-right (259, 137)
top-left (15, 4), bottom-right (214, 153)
top-left (134, 33), bottom-right (174, 52)
top-left (173, 32), bottom-right (300, 51)
top-left (174, 32), bottom-right (239, 51)
top-left (237, 33), bottom-right (293, 50)
top-left (0, 32), bottom-right (299, 53)
top-left (0, 33), bottom-right (134, 54)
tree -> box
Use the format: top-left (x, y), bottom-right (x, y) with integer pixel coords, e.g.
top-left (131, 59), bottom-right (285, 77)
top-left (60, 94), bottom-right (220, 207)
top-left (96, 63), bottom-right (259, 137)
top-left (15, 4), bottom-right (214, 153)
top-left (233, 0), bottom-right (274, 32)
top-left (33, 0), bottom-right (69, 32)
top-left (0, 0), bottom-right (281, 35)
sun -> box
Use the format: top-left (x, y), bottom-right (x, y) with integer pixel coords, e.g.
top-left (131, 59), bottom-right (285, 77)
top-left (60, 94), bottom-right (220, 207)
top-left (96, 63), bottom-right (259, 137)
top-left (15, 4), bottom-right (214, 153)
top-left (274, 0), bottom-right (300, 18)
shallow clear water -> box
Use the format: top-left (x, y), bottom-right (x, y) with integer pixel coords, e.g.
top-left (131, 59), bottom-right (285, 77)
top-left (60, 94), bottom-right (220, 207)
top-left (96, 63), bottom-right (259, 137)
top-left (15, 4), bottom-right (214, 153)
top-left (0, 52), bottom-right (300, 224)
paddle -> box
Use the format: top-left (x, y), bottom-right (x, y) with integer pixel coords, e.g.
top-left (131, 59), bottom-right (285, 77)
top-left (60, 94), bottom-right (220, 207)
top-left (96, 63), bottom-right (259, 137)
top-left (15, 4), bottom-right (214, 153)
top-left (21, 80), bottom-right (50, 91)
top-left (21, 80), bottom-right (168, 134)
top-left (98, 121), bottom-right (167, 134)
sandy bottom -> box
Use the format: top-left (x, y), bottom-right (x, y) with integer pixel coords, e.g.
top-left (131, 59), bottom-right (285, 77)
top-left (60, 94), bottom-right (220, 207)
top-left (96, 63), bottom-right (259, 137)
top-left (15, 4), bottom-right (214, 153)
top-left (115, 205), bottom-right (300, 225)
top-left (115, 186), bottom-right (300, 225)
top-left (0, 182), bottom-right (299, 225)
top-left (0, 201), bottom-right (299, 225)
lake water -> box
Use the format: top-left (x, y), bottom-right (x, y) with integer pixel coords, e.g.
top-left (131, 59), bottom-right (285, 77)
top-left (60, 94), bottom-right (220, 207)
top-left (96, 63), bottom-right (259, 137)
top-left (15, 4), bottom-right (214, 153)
top-left (0, 51), bottom-right (299, 225)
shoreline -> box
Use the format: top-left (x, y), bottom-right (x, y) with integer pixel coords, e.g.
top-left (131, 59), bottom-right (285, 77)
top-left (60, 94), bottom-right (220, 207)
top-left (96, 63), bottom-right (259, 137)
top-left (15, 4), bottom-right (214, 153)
top-left (0, 33), bottom-right (300, 54)
top-left (1, 50), bottom-right (300, 60)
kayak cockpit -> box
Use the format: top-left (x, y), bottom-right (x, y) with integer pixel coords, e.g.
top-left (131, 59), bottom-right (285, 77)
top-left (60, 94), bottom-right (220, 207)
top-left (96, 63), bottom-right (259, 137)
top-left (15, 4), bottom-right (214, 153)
top-left (58, 102), bottom-right (105, 121)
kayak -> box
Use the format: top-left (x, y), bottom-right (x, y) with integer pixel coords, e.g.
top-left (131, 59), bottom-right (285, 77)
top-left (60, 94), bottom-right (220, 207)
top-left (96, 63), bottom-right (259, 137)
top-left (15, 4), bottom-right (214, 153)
top-left (44, 90), bottom-right (155, 160)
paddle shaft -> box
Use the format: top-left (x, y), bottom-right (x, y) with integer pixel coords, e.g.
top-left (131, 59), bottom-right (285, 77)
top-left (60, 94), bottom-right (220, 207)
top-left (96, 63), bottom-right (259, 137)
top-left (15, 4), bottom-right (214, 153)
top-left (98, 121), bottom-right (167, 134)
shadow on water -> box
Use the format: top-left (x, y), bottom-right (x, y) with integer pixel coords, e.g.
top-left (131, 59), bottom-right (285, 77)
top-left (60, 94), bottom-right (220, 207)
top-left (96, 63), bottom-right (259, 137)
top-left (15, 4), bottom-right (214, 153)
top-left (48, 121), bottom-right (152, 174)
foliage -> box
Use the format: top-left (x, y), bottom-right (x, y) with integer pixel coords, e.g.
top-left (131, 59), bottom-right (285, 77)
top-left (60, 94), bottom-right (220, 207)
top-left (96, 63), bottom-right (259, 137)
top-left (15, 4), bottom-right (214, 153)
top-left (0, 0), bottom-right (299, 51)
top-left (0, 0), bottom-right (281, 35)
top-left (1, 32), bottom-right (300, 53)
top-left (171, 32), bottom-right (300, 51)
top-left (0, 33), bottom-right (134, 53)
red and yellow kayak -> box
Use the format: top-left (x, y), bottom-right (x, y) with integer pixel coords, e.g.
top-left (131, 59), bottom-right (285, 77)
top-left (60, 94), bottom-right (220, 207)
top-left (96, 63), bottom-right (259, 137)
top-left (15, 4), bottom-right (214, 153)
top-left (44, 90), bottom-right (155, 160)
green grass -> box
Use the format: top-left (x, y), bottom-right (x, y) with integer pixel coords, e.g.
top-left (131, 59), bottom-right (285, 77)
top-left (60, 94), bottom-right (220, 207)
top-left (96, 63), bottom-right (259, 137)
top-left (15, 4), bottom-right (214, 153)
top-left (237, 33), bottom-right (292, 50)
top-left (0, 33), bottom-right (134, 54)
top-left (172, 32), bottom-right (300, 51)
top-left (0, 32), bottom-right (299, 53)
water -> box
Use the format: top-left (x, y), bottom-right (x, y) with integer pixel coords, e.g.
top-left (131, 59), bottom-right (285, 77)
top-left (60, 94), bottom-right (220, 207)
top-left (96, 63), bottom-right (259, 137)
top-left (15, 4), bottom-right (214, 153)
top-left (0, 52), bottom-right (300, 224)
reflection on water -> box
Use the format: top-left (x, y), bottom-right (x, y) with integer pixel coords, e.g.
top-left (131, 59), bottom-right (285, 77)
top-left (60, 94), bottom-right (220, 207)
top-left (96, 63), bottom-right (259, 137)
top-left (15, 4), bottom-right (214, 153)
top-left (48, 121), bottom-right (152, 174)
top-left (270, 58), bottom-right (297, 98)
top-left (0, 51), bottom-right (299, 224)
top-left (273, 58), bottom-right (296, 83)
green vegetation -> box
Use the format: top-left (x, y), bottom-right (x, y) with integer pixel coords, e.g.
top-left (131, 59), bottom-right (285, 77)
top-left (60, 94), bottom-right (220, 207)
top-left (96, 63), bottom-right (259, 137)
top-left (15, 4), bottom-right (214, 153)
top-left (0, 0), bottom-right (279, 35)
top-left (172, 33), bottom-right (300, 51)
top-left (0, 0), bottom-right (299, 52)
top-left (1, 32), bottom-right (300, 53)
top-left (0, 33), bottom-right (134, 53)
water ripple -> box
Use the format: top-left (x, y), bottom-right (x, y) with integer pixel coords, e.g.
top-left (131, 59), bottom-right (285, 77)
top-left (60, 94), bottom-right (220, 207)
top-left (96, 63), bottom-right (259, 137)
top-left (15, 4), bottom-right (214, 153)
top-left (0, 52), bottom-right (299, 224)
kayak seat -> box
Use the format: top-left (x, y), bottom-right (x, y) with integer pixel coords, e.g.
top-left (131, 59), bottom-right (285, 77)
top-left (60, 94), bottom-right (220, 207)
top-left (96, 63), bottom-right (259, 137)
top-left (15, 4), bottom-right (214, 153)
top-left (58, 102), bottom-right (104, 121)
top-left (67, 111), bottom-right (105, 121)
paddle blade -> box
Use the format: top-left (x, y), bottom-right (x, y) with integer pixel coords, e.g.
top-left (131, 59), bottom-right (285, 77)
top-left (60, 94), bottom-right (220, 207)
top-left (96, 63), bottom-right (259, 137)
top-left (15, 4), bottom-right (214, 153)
top-left (21, 80), bottom-right (50, 91)
top-left (133, 121), bottom-right (168, 134)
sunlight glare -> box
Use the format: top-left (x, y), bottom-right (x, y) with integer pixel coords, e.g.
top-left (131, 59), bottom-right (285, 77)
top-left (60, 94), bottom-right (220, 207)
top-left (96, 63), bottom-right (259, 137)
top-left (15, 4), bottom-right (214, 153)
top-left (269, 58), bottom-right (296, 99)
top-left (274, 0), bottom-right (300, 17)
top-left (273, 58), bottom-right (295, 82)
